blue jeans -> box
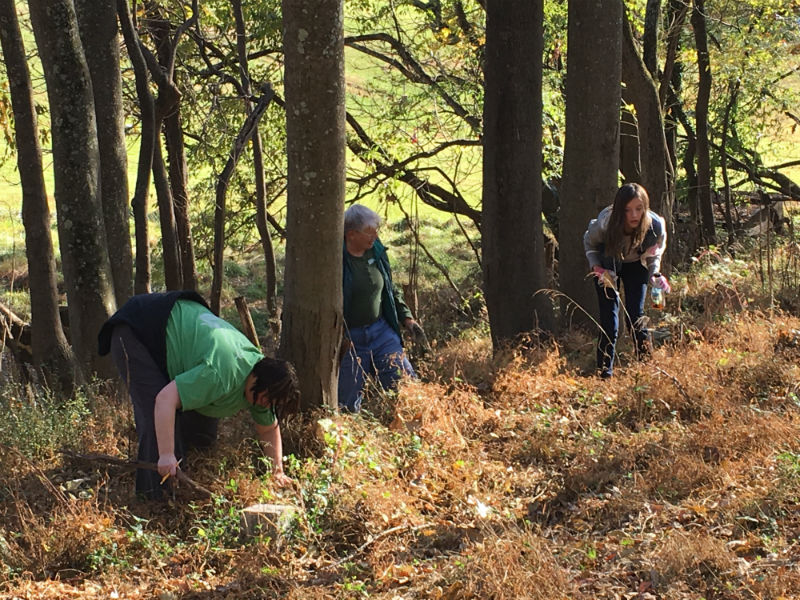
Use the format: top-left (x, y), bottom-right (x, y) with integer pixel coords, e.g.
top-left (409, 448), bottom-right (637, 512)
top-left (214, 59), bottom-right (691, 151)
top-left (595, 261), bottom-right (650, 373)
top-left (338, 317), bottom-right (416, 412)
top-left (110, 324), bottom-right (218, 500)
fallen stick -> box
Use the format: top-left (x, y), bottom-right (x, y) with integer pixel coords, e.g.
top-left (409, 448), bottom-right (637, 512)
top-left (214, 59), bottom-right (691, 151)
top-left (60, 450), bottom-right (214, 497)
top-left (653, 365), bottom-right (691, 404)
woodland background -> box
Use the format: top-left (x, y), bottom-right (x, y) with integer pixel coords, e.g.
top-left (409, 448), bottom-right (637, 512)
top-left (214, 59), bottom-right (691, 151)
top-left (1, 0), bottom-right (800, 598)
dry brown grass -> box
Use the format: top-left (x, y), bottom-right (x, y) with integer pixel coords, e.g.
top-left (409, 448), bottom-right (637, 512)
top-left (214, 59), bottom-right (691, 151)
top-left (3, 294), bottom-right (800, 598)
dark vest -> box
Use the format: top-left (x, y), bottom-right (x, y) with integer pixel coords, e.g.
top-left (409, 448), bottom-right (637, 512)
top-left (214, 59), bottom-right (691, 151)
top-left (97, 291), bottom-right (209, 377)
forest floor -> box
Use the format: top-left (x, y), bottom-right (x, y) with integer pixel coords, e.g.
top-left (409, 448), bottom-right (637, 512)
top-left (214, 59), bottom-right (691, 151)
top-left (2, 249), bottom-right (800, 599)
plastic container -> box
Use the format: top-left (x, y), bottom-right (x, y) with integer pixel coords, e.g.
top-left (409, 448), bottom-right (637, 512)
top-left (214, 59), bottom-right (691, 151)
top-left (651, 273), bottom-right (665, 309)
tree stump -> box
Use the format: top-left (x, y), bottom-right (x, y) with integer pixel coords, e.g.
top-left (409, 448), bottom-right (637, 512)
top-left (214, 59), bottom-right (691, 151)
top-left (240, 503), bottom-right (298, 540)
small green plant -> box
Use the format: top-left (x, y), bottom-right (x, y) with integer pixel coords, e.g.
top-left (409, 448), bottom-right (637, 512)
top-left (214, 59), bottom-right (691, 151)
top-left (190, 495), bottom-right (244, 550)
top-left (0, 386), bottom-right (91, 459)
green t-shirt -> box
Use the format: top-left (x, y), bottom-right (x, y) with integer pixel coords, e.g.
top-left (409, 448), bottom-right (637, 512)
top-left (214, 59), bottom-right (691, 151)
top-left (344, 248), bottom-right (384, 327)
top-left (165, 300), bottom-right (275, 426)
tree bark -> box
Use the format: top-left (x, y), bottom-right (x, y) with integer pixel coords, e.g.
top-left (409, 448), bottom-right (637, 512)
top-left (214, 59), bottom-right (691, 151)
top-left (642, 0), bottom-right (660, 77)
top-left (559, 0), bottom-right (623, 323)
top-left (621, 12), bottom-right (673, 229)
top-left (482, 0), bottom-right (551, 349)
top-left (117, 0), bottom-right (153, 294)
top-left (152, 136), bottom-right (183, 290)
top-left (142, 10), bottom-right (192, 290)
top-left (164, 112), bottom-right (198, 291)
top-left (232, 0), bottom-right (278, 330)
top-left (28, 0), bottom-right (115, 377)
top-left (0, 0), bottom-right (76, 389)
top-left (673, 95), bottom-right (700, 256)
top-left (280, 0), bottom-right (345, 412)
top-left (720, 79), bottom-right (740, 245)
top-left (152, 7), bottom-right (198, 292)
top-left (691, 0), bottom-right (716, 243)
top-left (75, 0), bottom-right (133, 306)
top-left (210, 87), bottom-right (275, 314)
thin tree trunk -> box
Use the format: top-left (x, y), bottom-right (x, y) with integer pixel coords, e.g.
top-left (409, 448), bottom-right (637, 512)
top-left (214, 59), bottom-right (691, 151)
top-left (231, 0), bottom-right (278, 328)
top-left (621, 12), bottom-right (673, 227)
top-left (117, 0), bottom-right (153, 294)
top-left (0, 0), bottom-right (75, 390)
top-left (692, 0), bottom-right (716, 244)
top-left (673, 94), bottom-right (701, 256)
top-left (643, 0), bottom-right (660, 77)
top-left (142, 8), bottom-right (196, 290)
top-left (210, 88), bottom-right (276, 314)
top-left (659, 0), bottom-right (689, 110)
top-left (720, 79), bottom-right (740, 246)
top-left (28, 0), bottom-right (115, 376)
top-left (164, 112), bottom-right (198, 290)
top-left (75, 0), bottom-right (132, 306)
top-left (152, 135), bottom-right (183, 290)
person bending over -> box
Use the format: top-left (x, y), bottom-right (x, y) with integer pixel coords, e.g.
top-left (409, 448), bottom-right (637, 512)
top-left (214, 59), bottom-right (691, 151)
top-left (98, 291), bottom-right (300, 500)
top-left (583, 183), bottom-right (671, 378)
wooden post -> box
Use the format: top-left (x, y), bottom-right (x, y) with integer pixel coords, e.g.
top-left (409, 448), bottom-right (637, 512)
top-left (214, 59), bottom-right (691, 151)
top-left (234, 296), bottom-right (260, 349)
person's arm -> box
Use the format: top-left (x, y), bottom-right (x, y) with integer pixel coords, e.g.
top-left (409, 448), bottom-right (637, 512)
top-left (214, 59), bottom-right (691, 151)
top-left (154, 380), bottom-right (182, 478)
top-left (643, 213), bottom-right (668, 277)
top-left (254, 421), bottom-right (291, 486)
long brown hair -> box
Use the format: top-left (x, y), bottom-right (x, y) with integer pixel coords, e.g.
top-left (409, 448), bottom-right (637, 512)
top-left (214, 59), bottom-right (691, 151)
top-left (604, 183), bottom-right (652, 260)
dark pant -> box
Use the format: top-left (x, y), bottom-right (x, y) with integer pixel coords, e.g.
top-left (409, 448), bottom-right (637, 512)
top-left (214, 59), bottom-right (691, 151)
top-left (595, 261), bottom-right (650, 374)
top-left (338, 317), bottom-right (416, 412)
top-left (109, 324), bottom-right (218, 500)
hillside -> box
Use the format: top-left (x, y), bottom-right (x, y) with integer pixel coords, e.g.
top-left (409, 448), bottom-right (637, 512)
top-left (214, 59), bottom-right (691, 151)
top-left (2, 255), bottom-right (800, 599)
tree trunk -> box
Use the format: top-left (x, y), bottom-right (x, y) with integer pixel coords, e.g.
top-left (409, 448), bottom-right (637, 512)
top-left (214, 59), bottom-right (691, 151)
top-left (673, 95), bottom-right (700, 257)
top-left (117, 0), bottom-right (153, 294)
top-left (75, 0), bottom-right (132, 306)
top-left (152, 136), bottom-right (183, 290)
top-left (28, 0), bottom-right (115, 377)
top-left (164, 112), bottom-right (198, 290)
top-left (691, 0), bottom-right (716, 244)
top-left (621, 12), bottom-right (673, 229)
top-left (482, 0), bottom-right (551, 349)
top-left (661, 0), bottom-right (689, 250)
top-left (144, 12), bottom-right (191, 290)
top-left (0, 0), bottom-right (76, 390)
top-left (720, 79), bottom-right (740, 246)
top-left (620, 105), bottom-right (640, 182)
top-left (232, 0), bottom-right (278, 332)
top-left (642, 0), bottom-right (660, 77)
top-left (659, 0), bottom-right (689, 110)
top-left (280, 0), bottom-right (345, 412)
top-left (154, 7), bottom-right (198, 292)
top-left (559, 0), bottom-right (623, 322)
top-left (210, 88), bottom-right (275, 314)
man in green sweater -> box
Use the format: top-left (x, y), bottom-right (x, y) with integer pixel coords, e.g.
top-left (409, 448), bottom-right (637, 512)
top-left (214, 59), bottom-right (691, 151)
top-left (99, 291), bottom-right (299, 500)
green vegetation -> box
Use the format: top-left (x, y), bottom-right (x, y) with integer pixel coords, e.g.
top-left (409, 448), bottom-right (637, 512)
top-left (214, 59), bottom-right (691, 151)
top-left (3, 235), bottom-right (800, 598)
top-left (1, 0), bottom-right (800, 597)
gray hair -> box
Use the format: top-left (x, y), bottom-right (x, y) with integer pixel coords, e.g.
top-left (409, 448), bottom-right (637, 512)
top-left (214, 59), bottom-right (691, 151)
top-left (344, 204), bottom-right (382, 233)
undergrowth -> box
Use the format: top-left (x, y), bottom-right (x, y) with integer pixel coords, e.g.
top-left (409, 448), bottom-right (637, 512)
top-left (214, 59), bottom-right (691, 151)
top-left (2, 239), bottom-right (800, 599)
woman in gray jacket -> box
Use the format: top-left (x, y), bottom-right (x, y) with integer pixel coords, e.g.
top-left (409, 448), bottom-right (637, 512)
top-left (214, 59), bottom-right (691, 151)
top-left (583, 183), bottom-right (670, 378)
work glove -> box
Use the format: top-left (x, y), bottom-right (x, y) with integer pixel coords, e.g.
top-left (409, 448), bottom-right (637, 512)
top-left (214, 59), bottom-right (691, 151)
top-left (406, 320), bottom-right (425, 338)
top-left (650, 273), bottom-right (671, 294)
top-left (404, 320), bottom-right (431, 355)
